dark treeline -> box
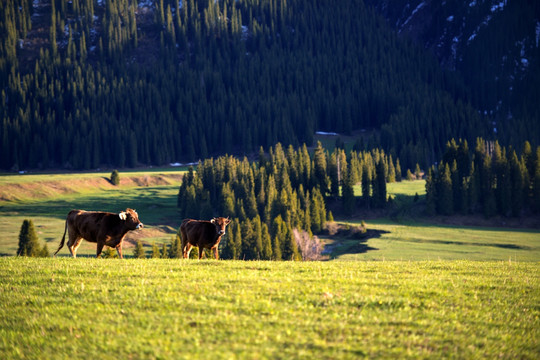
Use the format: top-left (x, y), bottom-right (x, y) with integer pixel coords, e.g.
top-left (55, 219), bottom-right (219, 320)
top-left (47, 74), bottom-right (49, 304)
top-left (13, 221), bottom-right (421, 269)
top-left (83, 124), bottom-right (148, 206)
top-left (1, 0), bottom-right (515, 172)
top-left (177, 142), bottom-right (397, 260)
top-left (425, 139), bottom-right (540, 217)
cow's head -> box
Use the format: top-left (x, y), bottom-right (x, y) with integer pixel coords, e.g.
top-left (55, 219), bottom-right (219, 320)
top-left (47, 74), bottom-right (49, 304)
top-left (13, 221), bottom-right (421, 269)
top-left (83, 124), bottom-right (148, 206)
top-left (119, 209), bottom-right (143, 230)
top-left (210, 217), bottom-right (231, 236)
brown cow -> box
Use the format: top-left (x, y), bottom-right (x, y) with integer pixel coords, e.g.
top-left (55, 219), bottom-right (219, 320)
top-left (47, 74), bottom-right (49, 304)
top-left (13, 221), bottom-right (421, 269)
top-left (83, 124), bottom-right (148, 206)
top-left (180, 217), bottom-right (231, 259)
top-left (54, 208), bottom-right (143, 258)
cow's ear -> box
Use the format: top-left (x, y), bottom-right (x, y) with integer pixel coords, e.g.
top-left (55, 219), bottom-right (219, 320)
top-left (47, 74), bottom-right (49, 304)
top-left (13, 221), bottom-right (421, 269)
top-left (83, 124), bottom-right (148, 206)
top-left (210, 218), bottom-right (216, 224)
top-left (226, 217), bottom-right (231, 224)
top-left (119, 212), bottom-right (127, 220)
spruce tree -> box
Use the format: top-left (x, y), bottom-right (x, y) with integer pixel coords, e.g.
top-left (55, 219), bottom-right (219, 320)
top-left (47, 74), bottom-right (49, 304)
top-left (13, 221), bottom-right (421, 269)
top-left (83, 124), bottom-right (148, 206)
top-left (17, 219), bottom-right (40, 257)
top-left (341, 171), bottom-right (356, 216)
top-left (133, 240), bottom-right (145, 259)
top-left (111, 169), bottom-right (120, 186)
top-left (425, 167), bottom-right (436, 215)
top-left (152, 242), bottom-right (161, 258)
top-left (437, 163), bottom-right (454, 215)
top-left (161, 242), bottom-right (169, 259)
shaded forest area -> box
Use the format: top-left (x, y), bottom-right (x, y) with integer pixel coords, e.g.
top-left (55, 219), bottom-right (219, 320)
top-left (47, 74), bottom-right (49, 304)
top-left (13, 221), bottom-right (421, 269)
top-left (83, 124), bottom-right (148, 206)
top-left (425, 139), bottom-right (540, 217)
top-left (3, 0), bottom-right (533, 172)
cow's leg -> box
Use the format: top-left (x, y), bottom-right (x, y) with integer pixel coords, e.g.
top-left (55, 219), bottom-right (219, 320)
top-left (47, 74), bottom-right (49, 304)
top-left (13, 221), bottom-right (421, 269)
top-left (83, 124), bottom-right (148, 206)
top-left (183, 243), bottom-right (193, 259)
top-left (67, 232), bottom-right (81, 258)
top-left (213, 246), bottom-right (219, 260)
top-left (116, 244), bottom-right (123, 259)
top-left (96, 242), bottom-right (105, 258)
top-left (70, 237), bottom-right (83, 258)
top-left (198, 246), bottom-right (205, 259)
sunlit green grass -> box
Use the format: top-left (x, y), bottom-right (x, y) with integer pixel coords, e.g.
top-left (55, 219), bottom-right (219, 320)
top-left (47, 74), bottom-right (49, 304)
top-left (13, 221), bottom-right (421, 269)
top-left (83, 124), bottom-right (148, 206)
top-left (333, 219), bottom-right (540, 261)
top-left (0, 170), bottom-right (185, 256)
top-left (0, 258), bottom-right (538, 359)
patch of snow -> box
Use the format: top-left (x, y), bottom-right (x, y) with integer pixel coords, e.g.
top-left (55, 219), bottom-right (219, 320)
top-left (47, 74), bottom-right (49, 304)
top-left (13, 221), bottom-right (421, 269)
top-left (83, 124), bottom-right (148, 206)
top-left (170, 162), bottom-right (198, 167)
top-left (400, 1), bottom-right (426, 32)
top-left (316, 131), bottom-right (339, 136)
top-left (447, 16), bottom-right (454, 22)
top-left (491, 1), bottom-right (506, 13)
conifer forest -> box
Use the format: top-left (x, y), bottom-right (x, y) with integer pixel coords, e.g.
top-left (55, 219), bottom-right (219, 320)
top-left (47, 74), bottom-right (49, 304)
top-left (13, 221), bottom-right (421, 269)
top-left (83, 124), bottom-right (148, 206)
top-left (2, 0), bottom-right (539, 173)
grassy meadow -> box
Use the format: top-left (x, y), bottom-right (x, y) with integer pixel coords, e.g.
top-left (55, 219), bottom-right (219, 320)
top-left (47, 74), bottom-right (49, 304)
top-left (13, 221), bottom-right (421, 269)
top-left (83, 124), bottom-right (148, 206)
top-left (0, 169), bottom-right (186, 256)
top-left (0, 258), bottom-right (538, 359)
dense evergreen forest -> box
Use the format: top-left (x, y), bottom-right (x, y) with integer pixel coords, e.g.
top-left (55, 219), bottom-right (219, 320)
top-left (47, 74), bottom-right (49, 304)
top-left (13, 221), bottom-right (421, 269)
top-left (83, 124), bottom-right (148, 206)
top-left (366, 0), bottom-right (540, 147)
top-left (3, 0), bottom-right (534, 172)
top-left (425, 139), bottom-right (540, 217)
top-left (176, 142), bottom-right (398, 260)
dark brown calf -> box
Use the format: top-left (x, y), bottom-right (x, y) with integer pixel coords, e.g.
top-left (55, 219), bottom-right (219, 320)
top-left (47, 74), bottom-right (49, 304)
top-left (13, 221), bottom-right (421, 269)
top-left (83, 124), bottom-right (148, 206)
top-left (54, 208), bottom-right (143, 258)
top-left (180, 217), bottom-right (231, 259)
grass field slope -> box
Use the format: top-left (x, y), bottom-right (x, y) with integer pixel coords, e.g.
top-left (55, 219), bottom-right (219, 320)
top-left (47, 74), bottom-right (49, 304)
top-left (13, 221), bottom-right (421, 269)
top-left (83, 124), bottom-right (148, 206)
top-left (0, 259), bottom-right (538, 359)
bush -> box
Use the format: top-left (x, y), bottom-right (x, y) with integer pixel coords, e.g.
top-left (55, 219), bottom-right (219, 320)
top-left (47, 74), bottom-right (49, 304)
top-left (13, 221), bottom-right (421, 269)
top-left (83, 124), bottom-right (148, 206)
top-left (293, 229), bottom-right (325, 261)
top-left (111, 170), bottom-right (120, 186)
top-left (133, 240), bottom-right (146, 258)
top-left (101, 247), bottom-right (118, 258)
top-left (17, 219), bottom-right (41, 257)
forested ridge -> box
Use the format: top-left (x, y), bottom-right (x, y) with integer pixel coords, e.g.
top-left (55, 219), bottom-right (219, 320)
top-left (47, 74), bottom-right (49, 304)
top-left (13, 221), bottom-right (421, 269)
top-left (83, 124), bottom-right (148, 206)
top-left (2, 0), bottom-right (531, 172)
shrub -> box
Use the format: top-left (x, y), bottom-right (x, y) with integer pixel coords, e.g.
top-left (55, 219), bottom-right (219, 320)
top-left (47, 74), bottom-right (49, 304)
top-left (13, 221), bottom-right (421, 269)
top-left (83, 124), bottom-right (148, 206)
top-left (17, 219), bottom-right (41, 257)
top-left (111, 170), bottom-right (120, 186)
top-left (293, 229), bottom-right (325, 261)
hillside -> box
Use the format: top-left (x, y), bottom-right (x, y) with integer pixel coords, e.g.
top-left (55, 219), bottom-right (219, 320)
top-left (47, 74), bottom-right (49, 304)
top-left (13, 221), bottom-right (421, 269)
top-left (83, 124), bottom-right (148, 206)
top-left (367, 0), bottom-right (540, 145)
top-left (3, 0), bottom-right (534, 172)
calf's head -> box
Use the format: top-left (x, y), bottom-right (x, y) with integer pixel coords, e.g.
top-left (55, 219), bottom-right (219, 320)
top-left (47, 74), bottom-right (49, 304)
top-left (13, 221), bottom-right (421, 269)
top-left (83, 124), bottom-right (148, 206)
top-left (119, 209), bottom-right (143, 230)
top-left (210, 217), bottom-right (231, 236)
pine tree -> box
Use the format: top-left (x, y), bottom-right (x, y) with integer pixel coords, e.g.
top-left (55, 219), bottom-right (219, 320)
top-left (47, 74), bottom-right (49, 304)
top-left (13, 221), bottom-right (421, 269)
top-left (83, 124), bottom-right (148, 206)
top-left (152, 242), bottom-right (161, 258)
top-left (261, 223), bottom-right (272, 260)
top-left (425, 167), bottom-right (436, 215)
top-left (395, 158), bottom-right (402, 182)
top-left (133, 240), bottom-right (145, 258)
top-left (437, 163), bottom-right (454, 215)
top-left (161, 242), bottom-right (169, 259)
top-left (17, 219), bottom-right (40, 257)
top-left (341, 170), bottom-right (356, 216)
top-left (111, 169), bottom-right (120, 186)
top-left (169, 233), bottom-right (182, 258)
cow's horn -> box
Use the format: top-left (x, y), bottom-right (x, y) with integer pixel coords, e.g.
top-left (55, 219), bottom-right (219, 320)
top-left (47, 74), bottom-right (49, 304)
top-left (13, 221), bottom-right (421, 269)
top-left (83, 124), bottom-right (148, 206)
top-left (119, 212), bottom-right (127, 220)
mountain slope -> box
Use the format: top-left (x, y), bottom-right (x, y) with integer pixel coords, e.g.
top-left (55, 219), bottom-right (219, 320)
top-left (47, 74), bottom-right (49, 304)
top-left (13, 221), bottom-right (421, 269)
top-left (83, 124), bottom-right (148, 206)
top-left (0, 0), bottom-right (534, 171)
top-left (367, 0), bottom-right (540, 145)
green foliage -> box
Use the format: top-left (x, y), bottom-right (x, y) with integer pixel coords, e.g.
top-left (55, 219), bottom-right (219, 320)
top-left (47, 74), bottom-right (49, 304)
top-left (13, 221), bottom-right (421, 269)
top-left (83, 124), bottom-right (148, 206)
top-left (151, 242), bottom-right (161, 259)
top-left (101, 247), bottom-right (118, 259)
top-left (110, 170), bottom-right (120, 186)
top-left (427, 139), bottom-right (540, 217)
top-left (4, 0), bottom-right (532, 174)
top-left (133, 240), bottom-right (145, 259)
top-left (16, 219), bottom-right (40, 257)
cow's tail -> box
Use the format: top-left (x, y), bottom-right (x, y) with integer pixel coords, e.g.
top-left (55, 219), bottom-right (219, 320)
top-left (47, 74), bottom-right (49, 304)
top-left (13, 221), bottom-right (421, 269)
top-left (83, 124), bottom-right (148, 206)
top-left (54, 218), bottom-right (68, 257)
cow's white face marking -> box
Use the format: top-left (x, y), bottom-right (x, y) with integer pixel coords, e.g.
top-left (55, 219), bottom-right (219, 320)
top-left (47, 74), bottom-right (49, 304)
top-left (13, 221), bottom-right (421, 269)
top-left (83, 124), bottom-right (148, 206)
top-left (119, 212), bottom-right (127, 220)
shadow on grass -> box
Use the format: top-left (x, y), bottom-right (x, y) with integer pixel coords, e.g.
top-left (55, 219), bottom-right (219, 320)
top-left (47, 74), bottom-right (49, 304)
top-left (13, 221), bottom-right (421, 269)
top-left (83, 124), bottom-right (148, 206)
top-left (325, 229), bottom-right (390, 258)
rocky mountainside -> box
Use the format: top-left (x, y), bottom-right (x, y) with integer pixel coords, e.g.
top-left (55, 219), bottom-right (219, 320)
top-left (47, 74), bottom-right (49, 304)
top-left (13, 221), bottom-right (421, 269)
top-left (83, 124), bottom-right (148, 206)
top-left (368, 0), bottom-right (540, 139)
